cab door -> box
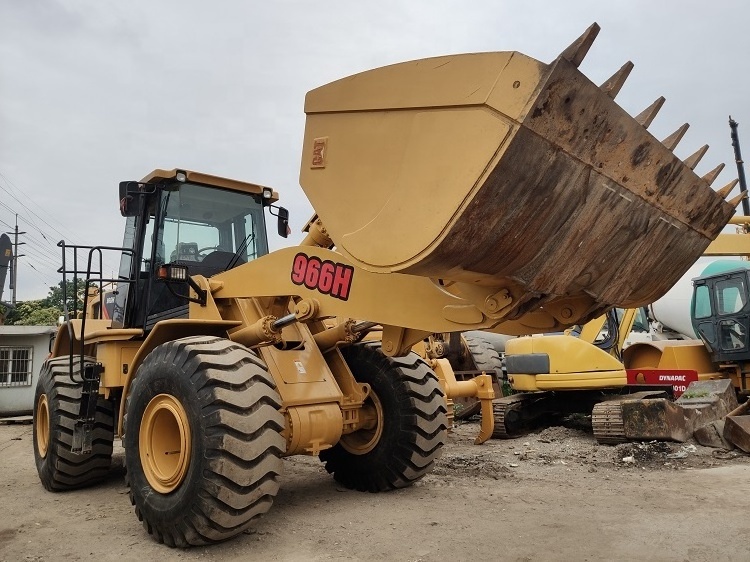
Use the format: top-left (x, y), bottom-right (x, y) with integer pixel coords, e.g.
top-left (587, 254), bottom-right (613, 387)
top-left (694, 271), bottom-right (750, 363)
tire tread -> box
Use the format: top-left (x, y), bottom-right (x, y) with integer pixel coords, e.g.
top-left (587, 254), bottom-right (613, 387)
top-left (124, 336), bottom-right (284, 547)
top-left (33, 355), bottom-right (115, 492)
top-left (320, 342), bottom-right (447, 492)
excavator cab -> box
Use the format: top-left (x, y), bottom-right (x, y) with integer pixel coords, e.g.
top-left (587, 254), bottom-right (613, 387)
top-left (111, 169), bottom-right (284, 332)
top-left (692, 263), bottom-right (750, 363)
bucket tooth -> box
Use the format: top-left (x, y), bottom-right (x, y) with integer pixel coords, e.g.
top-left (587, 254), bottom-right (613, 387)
top-left (717, 179), bottom-right (739, 199)
top-left (683, 145), bottom-right (709, 170)
top-left (600, 61), bottom-right (634, 99)
top-left (635, 96), bottom-right (666, 128)
top-left (559, 22), bottom-right (600, 67)
top-left (662, 123), bottom-right (689, 151)
top-left (703, 163), bottom-right (725, 185)
top-left (728, 190), bottom-right (747, 208)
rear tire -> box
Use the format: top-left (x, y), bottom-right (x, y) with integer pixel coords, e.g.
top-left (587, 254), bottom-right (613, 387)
top-left (124, 336), bottom-right (285, 547)
top-left (320, 342), bottom-right (447, 492)
top-left (32, 356), bottom-right (115, 491)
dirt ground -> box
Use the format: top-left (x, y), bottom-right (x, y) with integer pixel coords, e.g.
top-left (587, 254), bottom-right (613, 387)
top-left (1, 418), bottom-right (749, 562)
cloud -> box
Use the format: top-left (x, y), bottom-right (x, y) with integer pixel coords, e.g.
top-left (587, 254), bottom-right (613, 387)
top-left (1, 0), bottom-right (748, 301)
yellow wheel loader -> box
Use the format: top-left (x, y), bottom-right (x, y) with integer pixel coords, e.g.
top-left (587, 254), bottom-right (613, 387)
top-left (31, 23), bottom-right (735, 547)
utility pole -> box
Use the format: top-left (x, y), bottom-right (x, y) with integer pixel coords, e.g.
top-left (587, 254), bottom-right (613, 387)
top-left (0, 233), bottom-right (11, 306)
top-left (729, 116), bottom-right (749, 217)
top-left (8, 214), bottom-right (26, 305)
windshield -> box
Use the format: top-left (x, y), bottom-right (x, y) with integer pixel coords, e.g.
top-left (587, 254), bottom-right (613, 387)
top-left (144, 182), bottom-right (268, 271)
top-left (111, 181), bottom-right (268, 329)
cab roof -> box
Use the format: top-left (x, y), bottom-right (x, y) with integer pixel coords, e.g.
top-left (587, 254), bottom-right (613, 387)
top-left (140, 168), bottom-right (280, 203)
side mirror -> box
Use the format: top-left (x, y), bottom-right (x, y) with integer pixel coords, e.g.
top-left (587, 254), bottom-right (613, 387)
top-left (276, 207), bottom-right (290, 238)
top-left (118, 181), bottom-right (142, 217)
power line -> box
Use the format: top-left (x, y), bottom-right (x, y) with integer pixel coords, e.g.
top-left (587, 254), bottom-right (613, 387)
top-left (0, 181), bottom-right (121, 276)
top-left (0, 200), bottom-right (74, 257)
top-left (0, 191), bottom-right (68, 251)
top-left (0, 217), bottom-right (70, 274)
top-left (25, 262), bottom-right (61, 287)
top-left (0, 171), bottom-right (79, 243)
top-left (20, 247), bottom-right (60, 270)
top-left (0, 172), bottom-right (125, 300)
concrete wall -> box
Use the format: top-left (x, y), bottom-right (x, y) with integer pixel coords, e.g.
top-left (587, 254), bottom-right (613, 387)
top-left (0, 328), bottom-right (54, 417)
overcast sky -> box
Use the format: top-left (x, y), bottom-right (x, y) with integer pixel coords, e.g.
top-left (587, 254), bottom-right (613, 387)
top-left (1, 0), bottom-right (748, 302)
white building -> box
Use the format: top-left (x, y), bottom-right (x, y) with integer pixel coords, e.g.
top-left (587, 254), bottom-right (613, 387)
top-left (0, 325), bottom-right (56, 416)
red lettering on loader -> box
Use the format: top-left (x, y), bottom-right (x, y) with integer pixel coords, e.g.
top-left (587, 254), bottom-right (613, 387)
top-left (291, 253), bottom-right (354, 301)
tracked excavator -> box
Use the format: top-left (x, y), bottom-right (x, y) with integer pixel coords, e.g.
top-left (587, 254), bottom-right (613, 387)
top-left (31, 24), bottom-right (737, 547)
top-left (591, 255), bottom-right (750, 444)
top-left (494, 259), bottom-right (748, 442)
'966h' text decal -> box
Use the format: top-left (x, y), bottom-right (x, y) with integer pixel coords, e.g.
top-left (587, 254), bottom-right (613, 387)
top-left (291, 253), bottom-right (354, 301)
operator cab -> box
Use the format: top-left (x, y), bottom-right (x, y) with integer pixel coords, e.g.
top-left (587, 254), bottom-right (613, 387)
top-left (112, 169), bottom-right (289, 332)
top-left (692, 261), bottom-right (750, 363)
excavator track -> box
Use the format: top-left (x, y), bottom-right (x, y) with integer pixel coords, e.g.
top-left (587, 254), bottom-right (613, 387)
top-left (592, 401), bottom-right (627, 444)
top-left (491, 394), bottom-right (535, 439)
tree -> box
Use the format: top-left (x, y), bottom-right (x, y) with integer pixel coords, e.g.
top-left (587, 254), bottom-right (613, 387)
top-left (2, 279), bottom-right (90, 326)
top-left (0, 303), bottom-right (10, 325)
top-left (4, 300), bottom-right (60, 326)
top-left (42, 279), bottom-right (88, 314)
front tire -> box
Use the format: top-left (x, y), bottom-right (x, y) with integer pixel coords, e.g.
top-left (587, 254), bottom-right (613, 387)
top-left (124, 336), bottom-right (285, 547)
top-left (33, 356), bottom-right (115, 491)
top-left (320, 342), bottom-right (448, 492)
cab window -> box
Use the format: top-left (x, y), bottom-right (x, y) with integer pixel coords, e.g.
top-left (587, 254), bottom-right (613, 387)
top-left (716, 277), bottom-right (747, 315)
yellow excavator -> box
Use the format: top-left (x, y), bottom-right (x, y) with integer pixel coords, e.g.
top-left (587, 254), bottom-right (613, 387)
top-left (31, 23), bottom-right (735, 547)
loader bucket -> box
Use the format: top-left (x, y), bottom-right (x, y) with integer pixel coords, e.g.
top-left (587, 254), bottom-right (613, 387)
top-left (299, 24), bottom-right (735, 323)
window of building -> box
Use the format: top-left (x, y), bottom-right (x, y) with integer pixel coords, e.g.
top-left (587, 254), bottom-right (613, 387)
top-left (0, 347), bottom-right (33, 386)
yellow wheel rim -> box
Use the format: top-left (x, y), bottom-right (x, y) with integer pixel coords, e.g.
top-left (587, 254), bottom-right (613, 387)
top-left (340, 390), bottom-right (384, 455)
top-left (36, 394), bottom-right (50, 459)
top-left (139, 394), bottom-right (192, 494)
